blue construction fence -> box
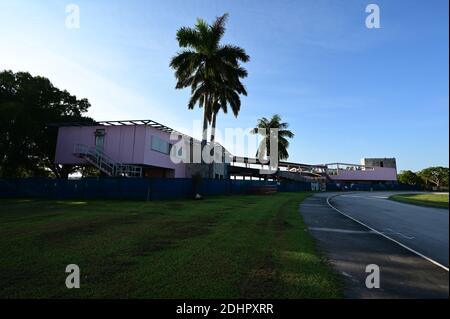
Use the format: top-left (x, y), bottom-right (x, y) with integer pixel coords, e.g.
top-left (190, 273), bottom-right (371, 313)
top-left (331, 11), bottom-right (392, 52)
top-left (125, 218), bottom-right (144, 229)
top-left (326, 182), bottom-right (422, 192)
top-left (0, 178), bottom-right (421, 201)
top-left (0, 177), bottom-right (312, 201)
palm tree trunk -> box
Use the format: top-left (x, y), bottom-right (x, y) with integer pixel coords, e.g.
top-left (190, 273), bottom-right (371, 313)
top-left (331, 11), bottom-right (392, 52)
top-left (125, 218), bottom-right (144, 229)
top-left (202, 106), bottom-right (209, 144)
top-left (201, 93), bottom-right (210, 165)
top-left (210, 111), bottom-right (217, 143)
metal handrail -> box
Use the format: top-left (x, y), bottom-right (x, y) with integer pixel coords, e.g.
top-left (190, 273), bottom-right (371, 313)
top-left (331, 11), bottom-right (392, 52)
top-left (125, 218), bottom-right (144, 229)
top-left (74, 144), bottom-right (142, 177)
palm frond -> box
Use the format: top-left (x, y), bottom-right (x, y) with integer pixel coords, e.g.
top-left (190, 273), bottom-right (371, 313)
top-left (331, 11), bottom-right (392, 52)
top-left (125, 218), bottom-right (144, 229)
top-left (252, 114), bottom-right (294, 160)
top-left (279, 129), bottom-right (294, 138)
top-left (218, 45), bottom-right (250, 63)
top-left (176, 27), bottom-right (201, 49)
top-left (210, 14), bottom-right (229, 46)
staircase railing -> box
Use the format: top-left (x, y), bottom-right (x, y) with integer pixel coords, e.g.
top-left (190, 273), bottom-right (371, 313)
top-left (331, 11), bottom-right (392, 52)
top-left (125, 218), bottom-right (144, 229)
top-left (73, 144), bottom-right (142, 177)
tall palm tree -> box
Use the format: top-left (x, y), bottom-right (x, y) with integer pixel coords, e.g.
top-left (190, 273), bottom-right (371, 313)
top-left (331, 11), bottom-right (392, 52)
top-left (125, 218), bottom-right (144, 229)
top-left (170, 13), bottom-right (249, 150)
top-left (209, 77), bottom-right (247, 143)
top-left (251, 114), bottom-right (295, 161)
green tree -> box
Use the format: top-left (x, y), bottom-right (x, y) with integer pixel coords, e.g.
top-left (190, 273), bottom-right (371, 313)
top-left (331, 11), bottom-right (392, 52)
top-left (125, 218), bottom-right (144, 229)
top-left (170, 13), bottom-right (249, 149)
top-left (397, 170), bottom-right (423, 185)
top-left (0, 70), bottom-right (93, 178)
top-left (251, 114), bottom-right (295, 161)
top-left (418, 167), bottom-right (449, 189)
top-left (79, 166), bottom-right (102, 177)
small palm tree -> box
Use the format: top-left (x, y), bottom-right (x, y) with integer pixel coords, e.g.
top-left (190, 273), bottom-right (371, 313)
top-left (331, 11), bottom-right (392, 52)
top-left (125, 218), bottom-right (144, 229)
top-left (251, 114), bottom-right (294, 161)
top-left (170, 14), bottom-right (249, 148)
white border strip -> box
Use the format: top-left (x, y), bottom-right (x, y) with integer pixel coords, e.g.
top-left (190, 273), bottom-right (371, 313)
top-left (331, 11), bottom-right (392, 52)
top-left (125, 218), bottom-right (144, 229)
top-left (326, 194), bottom-right (449, 272)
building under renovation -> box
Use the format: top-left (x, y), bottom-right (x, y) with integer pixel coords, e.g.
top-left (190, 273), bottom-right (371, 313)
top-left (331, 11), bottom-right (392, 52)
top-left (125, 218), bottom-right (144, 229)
top-left (53, 119), bottom-right (398, 188)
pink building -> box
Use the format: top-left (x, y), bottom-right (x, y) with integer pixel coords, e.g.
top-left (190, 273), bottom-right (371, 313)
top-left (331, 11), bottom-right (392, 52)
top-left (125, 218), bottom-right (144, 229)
top-left (325, 161), bottom-right (397, 184)
top-left (54, 119), bottom-right (397, 184)
top-left (54, 120), bottom-right (192, 178)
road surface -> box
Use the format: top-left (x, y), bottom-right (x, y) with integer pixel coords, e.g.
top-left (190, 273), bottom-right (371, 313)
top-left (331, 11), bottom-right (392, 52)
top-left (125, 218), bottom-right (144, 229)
top-left (329, 192), bottom-right (449, 268)
top-left (300, 192), bottom-right (449, 298)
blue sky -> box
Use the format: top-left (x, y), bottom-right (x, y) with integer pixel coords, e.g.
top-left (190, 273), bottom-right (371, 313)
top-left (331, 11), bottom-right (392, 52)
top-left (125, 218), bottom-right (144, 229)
top-left (1, 0), bottom-right (448, 171)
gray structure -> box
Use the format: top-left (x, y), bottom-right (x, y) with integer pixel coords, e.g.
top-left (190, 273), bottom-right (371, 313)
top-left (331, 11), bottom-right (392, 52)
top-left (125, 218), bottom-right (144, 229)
top-left (361, 158), bottom-right (397, 169)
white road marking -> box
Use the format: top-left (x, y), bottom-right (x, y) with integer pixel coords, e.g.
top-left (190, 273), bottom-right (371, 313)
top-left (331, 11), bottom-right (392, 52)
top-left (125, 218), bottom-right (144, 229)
top-left (383, 228), bottom-right (415, 240)
top-left (340, 195), bottom-right (364, 198)
top-left (341, 271), bottom-right (352, 278)
top-left (340, 195), bottom-right (385, 200)
top-left (341, 271), bottom-right (359, 283)
top-left (308, 227), bottom-right (375, 234)
top-left (326, 194), bottom-right (449, 272)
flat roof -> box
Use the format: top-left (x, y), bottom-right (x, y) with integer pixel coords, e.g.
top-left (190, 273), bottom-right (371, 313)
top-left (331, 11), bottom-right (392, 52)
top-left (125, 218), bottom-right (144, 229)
top-left (49, 119), bottom-right (234, 155)
top-left (49, 119), bottom-right (177, 133)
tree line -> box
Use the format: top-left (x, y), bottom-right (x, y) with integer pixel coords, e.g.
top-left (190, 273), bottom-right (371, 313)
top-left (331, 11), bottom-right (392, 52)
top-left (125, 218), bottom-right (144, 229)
top-left (0, 70), bottom-right (94, 178)
top-left (397, 167), bottom-right (449, 190)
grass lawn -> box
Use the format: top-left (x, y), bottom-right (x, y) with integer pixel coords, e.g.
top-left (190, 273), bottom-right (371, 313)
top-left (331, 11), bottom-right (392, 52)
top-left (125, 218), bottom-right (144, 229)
top-left (389, 193), bottom-right (449, 209)
top-left (0, 192), bottom-right (341, 298)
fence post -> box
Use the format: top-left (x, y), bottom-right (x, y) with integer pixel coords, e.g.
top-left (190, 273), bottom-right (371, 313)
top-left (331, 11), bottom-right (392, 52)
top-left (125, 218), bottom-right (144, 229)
top-left (146, 179), bottom-right (151, 201)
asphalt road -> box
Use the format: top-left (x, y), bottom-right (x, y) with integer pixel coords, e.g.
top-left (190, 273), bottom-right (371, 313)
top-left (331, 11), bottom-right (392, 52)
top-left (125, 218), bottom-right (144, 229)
top-left (329, 192), bottom-right (449, 268)
top-left (300, 192), bottom-right (449, 298)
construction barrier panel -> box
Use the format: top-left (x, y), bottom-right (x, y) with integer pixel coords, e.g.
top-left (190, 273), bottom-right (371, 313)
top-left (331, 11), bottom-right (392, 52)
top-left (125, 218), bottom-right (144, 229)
top-left (0, 178), bottom-right (421, 201)
top-left (0, 177), bottom-right (284, 200)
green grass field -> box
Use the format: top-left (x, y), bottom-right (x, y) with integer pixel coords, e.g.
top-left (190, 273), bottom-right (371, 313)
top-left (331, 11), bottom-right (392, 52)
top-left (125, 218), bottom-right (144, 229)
top-left (389, 193), bottom-right (449, 209)
top-left (0, 193), bottom-right (341, 298)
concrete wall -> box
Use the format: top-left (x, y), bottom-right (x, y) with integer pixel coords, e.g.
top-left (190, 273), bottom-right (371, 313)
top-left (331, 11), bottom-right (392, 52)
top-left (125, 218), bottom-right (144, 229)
top-left (329, 167), bottom-right (397, 182)
top-left (361, 158), bottom-right (397, 169)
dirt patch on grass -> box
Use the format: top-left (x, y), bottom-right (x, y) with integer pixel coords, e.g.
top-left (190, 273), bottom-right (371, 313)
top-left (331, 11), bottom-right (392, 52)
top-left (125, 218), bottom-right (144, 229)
top-left (274, 200), bottom-right (291, 228)
top-left (131, 215), bottom-right (221, 256)
top-left (164, 203), bottom-right (186, 210)
top-left (133, 238), bottom-right (176, 255)
top-left (239, 250), bottom-right (278, 298)
top-left (84, 253), bottom-right (139, 285)
top-left (239, 198), bottom-right (296, 298)
top-left (36, 214), bottom-right (142, 245)
top-left (141, 210), bottom-right (167, 216)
